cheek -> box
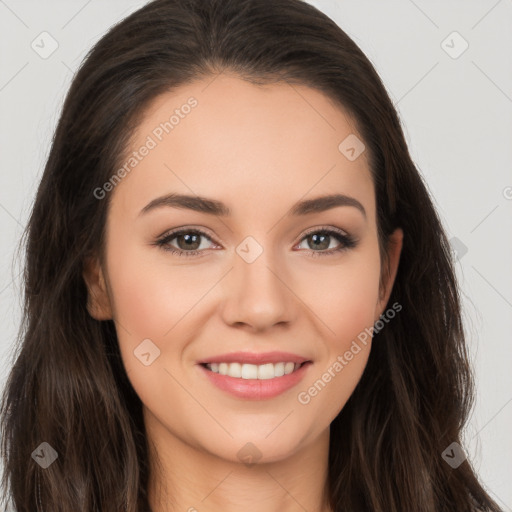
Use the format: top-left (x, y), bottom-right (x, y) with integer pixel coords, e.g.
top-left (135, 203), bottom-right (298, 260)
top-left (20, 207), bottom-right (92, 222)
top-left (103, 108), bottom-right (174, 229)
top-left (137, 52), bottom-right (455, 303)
top-left (106, 237), bottom-right (208, 337)
top-left (103, 231), bottom-right (204, 385)
top-left (295, 250), bottom-right (380, 419)
top-left (304, 248), bottom-right (382, 346)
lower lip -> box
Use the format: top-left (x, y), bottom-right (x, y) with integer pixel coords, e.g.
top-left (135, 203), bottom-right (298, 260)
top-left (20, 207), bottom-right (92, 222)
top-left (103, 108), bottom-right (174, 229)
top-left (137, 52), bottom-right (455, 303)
top-left (197, 362), bottom-right (312, 400)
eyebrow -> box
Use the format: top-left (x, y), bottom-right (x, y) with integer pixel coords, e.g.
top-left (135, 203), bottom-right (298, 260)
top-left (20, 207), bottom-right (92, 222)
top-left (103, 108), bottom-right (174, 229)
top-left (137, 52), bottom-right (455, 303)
top-left (139, 192), bottom-right (366, 219)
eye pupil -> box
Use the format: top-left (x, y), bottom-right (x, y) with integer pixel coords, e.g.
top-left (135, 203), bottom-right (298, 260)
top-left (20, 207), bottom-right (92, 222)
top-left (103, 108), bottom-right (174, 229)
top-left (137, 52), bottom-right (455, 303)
top-left (309, 233), bottom-right (329, 250)
top-left (178, 233), bottom-right (201, 250)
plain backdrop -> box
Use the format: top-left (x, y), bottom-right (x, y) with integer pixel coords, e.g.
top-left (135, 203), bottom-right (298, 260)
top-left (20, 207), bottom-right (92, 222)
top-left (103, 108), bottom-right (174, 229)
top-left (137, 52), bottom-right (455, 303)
top-left (0, 0), bottom-right (511, 509)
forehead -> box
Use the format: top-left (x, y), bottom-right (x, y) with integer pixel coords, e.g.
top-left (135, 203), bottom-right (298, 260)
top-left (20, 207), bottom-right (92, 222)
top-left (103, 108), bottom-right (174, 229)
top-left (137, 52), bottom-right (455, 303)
top-left (110, 73), bottom-right (375, 224)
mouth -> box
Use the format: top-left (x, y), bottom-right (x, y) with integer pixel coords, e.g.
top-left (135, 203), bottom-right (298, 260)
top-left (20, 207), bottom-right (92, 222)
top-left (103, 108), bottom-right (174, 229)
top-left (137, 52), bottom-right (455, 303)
top-left (199, 360), bottom-right (311, 380)
top-left (197, 360), bottom-right (313, 400)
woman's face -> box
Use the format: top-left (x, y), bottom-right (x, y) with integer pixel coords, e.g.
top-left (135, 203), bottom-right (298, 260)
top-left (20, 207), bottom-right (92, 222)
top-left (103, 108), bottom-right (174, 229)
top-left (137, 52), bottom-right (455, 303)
top-left (84, 73), bottom-right (402, 465)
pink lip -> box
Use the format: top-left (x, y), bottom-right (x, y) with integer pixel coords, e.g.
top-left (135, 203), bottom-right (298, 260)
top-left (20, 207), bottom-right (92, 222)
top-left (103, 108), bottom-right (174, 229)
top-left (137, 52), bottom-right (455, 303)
top-left (197, 351), bottom-right (311, 365)
top-left (197, 361), bottom-right (313, 400)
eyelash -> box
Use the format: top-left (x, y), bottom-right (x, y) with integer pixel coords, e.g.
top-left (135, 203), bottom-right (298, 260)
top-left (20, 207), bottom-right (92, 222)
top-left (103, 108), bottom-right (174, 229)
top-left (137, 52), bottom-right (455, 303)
top-left (154, 226), bottom-right (357, 258)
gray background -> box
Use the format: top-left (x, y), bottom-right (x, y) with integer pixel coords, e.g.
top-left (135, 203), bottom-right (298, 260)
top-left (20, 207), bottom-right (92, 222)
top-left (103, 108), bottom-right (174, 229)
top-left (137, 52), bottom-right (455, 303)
top-left (0, 0), bottom-right (511, 509)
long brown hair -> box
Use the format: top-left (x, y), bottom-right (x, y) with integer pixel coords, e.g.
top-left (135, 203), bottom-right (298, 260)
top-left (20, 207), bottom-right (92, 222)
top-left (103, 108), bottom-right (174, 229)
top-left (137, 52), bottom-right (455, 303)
top-left (0, 0), bottom-right (502, 510)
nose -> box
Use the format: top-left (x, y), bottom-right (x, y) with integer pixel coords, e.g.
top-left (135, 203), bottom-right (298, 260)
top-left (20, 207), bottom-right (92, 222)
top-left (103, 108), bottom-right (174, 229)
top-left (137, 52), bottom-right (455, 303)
top-left (220, 245), bottom-right (296, 332)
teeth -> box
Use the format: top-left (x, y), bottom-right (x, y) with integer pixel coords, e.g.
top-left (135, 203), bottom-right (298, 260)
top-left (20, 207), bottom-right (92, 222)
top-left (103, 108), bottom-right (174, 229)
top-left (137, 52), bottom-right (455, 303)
top-left (206, 361), bottom-right (303, 379)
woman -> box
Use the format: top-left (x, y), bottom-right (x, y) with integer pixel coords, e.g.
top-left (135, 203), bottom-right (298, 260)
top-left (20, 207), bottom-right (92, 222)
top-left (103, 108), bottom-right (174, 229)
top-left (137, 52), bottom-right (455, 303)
top-left (0, 0), bottom-right (502, 510)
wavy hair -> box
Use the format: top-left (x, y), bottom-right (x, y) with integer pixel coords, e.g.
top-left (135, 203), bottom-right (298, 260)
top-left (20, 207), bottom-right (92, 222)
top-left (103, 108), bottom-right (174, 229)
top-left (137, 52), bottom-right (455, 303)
top-left (0, 0), bottom-right (502, 510)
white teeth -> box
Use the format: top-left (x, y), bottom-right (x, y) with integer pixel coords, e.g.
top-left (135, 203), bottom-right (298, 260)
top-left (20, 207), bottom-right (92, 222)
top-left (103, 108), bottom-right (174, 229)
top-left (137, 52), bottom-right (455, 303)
top-left (284, 362), bottom-right (295, 375)
top-left (274, 362), bottom-right (285, 377)
top-left (241, 364), bottom-right (258, 379)
top-left (257, 363), bottom-right (274, 380)
top-left (228, 362), bottom-right (242, 378)
top-left (206, 361), bottom-right (303, 379)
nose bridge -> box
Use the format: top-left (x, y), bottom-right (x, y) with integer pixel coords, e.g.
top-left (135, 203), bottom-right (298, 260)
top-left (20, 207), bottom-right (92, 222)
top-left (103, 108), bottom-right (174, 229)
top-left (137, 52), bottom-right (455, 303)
top-left (221, 234), bottom-right (293, 329)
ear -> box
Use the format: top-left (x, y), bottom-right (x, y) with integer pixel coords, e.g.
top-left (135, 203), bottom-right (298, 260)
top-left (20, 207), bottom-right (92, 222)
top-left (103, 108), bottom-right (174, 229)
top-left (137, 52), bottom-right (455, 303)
top-left (82, 255), bottom-right (113, 320)
top-left (375, 227), bottom-right (403, 320)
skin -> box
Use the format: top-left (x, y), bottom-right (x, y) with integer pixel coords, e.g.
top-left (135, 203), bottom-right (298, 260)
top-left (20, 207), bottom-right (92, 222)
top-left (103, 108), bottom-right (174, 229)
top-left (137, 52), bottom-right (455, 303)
top-left (83, 72), bottom-right (403, 512)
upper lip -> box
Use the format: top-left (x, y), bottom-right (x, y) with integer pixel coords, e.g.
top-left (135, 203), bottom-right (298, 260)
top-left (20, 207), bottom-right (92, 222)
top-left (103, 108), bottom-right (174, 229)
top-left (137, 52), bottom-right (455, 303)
top-left (197, 351), bottom-right (312, 365)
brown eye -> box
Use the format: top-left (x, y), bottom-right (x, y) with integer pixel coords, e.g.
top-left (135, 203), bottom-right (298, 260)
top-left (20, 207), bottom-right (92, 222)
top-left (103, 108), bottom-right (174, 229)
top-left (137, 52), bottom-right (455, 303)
top-left (305, 232), bottom-right (331, 250)
top-left (155, 229), bottom-right (216, 257)
top-left (296, 228), bottom-right (357, 257)
top-left (174, 232), bottom-right (202, 251)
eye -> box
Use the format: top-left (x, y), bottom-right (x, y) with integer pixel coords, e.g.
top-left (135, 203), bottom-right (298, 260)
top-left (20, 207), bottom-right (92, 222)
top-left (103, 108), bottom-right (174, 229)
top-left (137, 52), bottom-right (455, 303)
top-left (295, 227), bottom-right (357, 257)
top-left (154, 226), bottom-right (358, 258)
top-left (154, 228), bottom-right (217, 257)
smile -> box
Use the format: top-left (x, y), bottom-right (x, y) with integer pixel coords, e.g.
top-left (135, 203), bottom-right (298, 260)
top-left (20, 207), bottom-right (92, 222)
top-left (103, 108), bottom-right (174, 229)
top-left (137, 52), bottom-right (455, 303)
top-left (203, 361), bottom-right (305, 379)
top-left (198, 361), bottom-right (313, 400)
